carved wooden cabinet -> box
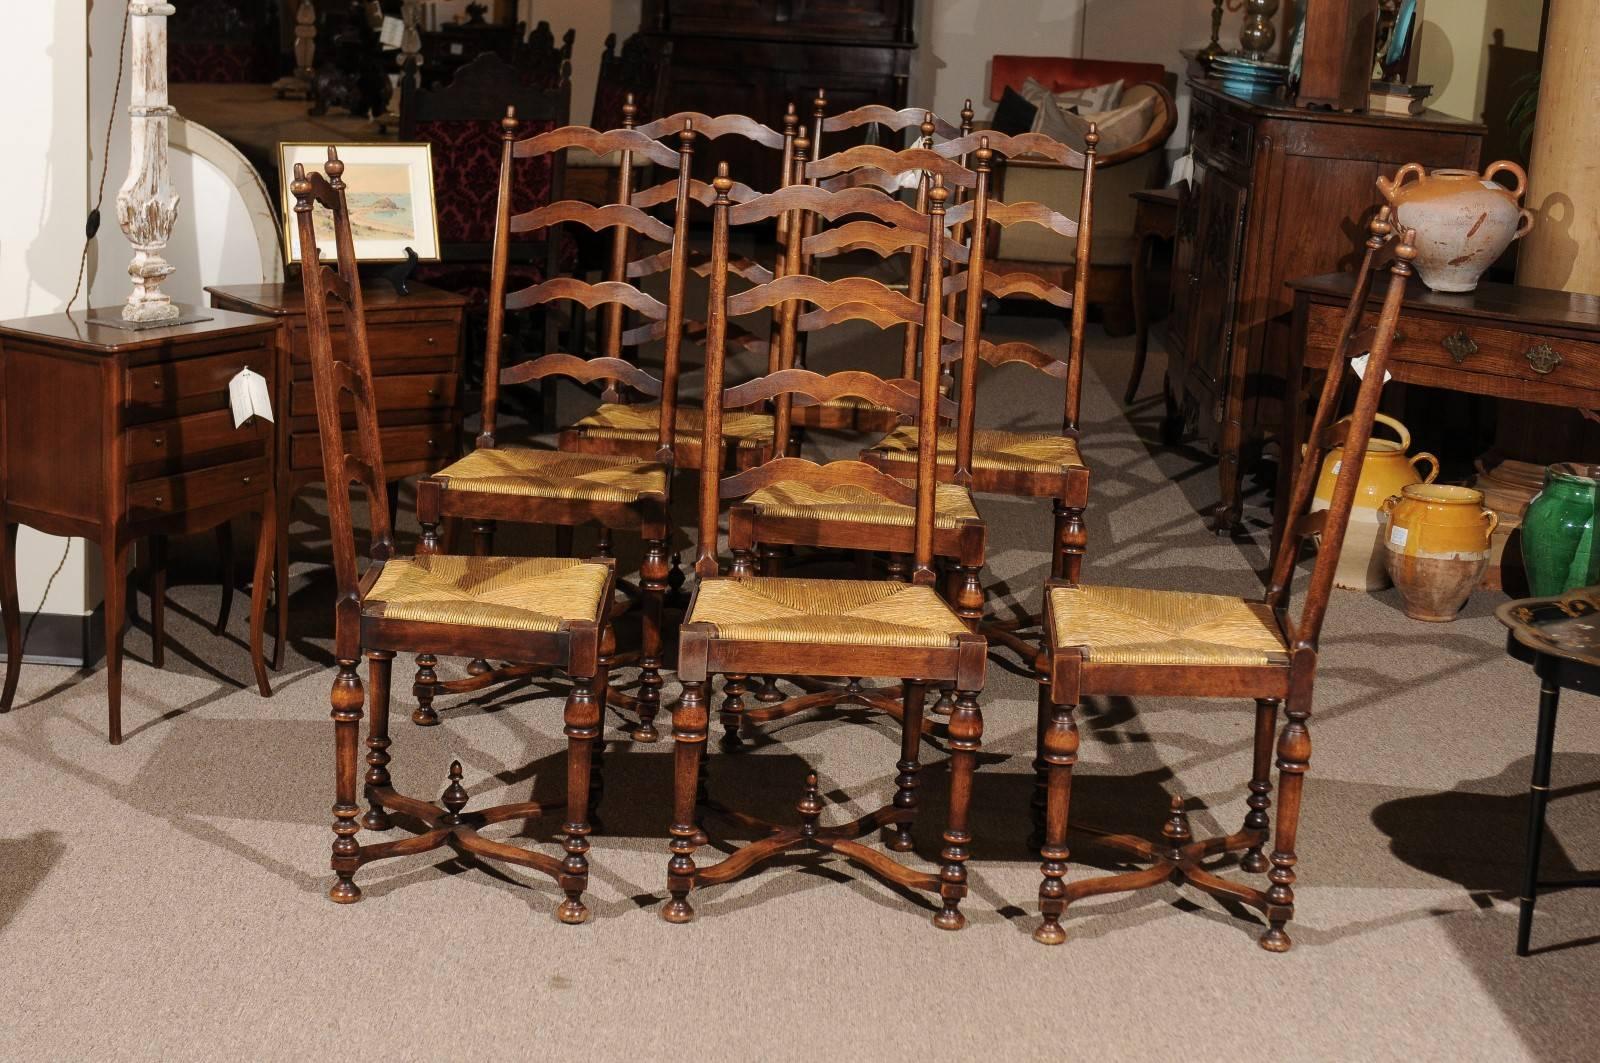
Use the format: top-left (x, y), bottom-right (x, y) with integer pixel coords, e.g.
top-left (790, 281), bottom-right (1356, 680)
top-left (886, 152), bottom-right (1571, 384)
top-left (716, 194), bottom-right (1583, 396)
top-left (639, 0), bottom-right (915, 188)
top-left (1165, 79), bottom-right (1483, 530)
top-left (206, 281), bottom-right (466, 654)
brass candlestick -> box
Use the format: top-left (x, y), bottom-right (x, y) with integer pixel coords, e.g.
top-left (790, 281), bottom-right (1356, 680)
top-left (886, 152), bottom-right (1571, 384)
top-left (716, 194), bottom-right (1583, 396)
top-left (1197, 0), bottom-right (1226, 66)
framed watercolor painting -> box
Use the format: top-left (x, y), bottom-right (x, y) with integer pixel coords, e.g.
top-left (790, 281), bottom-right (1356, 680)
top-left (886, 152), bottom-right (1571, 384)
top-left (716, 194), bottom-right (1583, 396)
top-left (277, 142), bottom-right (441, 263)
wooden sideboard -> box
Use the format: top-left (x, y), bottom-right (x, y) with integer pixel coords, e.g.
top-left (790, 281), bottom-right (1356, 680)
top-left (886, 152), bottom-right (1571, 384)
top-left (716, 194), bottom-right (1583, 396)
top-left (639, 0), bottom-right (915, 188)
top-left (206, 281), bottom-right (466, 663)
top-left (1165, 78), bottom-right (1484, 532)
top-left (0, 309), bottom-right (278, 744)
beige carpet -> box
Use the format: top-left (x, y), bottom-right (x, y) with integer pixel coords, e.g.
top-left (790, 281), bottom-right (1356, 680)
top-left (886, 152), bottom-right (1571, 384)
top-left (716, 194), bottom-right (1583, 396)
top-left (2, 312), bottom-right (1597, 1061)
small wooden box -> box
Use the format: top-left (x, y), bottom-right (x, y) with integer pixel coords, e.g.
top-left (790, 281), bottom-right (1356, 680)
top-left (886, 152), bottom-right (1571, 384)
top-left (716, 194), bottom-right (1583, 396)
top-left (1295, 0), bottom-right (1380, 112)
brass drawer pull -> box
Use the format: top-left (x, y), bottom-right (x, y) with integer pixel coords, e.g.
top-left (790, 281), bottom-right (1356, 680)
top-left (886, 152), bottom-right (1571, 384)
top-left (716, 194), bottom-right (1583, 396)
top-left (1442, 330), bottom-right (1477, 363)
top-left (1526, 343), bottom-right (1562, 375)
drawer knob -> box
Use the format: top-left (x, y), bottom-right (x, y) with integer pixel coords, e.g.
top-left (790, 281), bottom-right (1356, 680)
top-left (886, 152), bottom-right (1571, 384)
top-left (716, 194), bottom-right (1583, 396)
top-left (153, 495), bottom-right (164, 506)
top-left (151, 378), bottom-right (162, 389)
top-left (242, 475), bottom-right (252, 485)
top-left (152, 434), bottom-right (165, 447)
top-left (1442, 330), bottom-right (1477, 363)
top-left (427, 336), bottom-right (437, 346)
top-left (427, 388), bottom-right (440, 398)
top-left (1526, 343), bottom-right (1562, 375)
top-left (427, 438), bottom-right (436, 448)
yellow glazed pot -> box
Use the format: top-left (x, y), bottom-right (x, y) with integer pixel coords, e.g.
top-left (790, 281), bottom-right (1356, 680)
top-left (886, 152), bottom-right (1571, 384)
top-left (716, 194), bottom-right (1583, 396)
top-left (1311, 412), bottom-right (1438, 590)
top-left (1380, 484), bottom-right (1498, 622)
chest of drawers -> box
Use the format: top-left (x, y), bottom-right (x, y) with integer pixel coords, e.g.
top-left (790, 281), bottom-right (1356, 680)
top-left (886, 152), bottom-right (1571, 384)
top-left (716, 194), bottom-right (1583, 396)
top-left (0, 308), bottom-right (278, 743)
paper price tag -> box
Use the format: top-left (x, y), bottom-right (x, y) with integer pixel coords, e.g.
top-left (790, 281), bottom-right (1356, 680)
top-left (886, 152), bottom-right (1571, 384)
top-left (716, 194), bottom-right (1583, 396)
top-left (380, 15), bottom-right (405, 49)
top-left (1388, 524), bottom-right (1408, 548)
top-left (1351, 353), bottom-right (1393, 385)
top-left (229, 368), bottom-right (274, 428)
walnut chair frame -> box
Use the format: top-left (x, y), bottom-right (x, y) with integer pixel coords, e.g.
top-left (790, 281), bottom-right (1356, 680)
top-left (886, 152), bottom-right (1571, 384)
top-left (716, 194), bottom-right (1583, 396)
top-left (719, 141), bottom-right (989, 733)
top-left (792, 94), bottom-right (968, 434)
top-left (412, 118), bottom-right (697, 744)
top-left (292, 150), bottom-right (616, 923)
top-left (662, 167), bottom-right (989, 930)
top-left (1030, 214), bottom-right (1417, 950)
top-left (556, 101), bottom-right (794, 472)
top-left (862, 129), bottom-right (1099, 615)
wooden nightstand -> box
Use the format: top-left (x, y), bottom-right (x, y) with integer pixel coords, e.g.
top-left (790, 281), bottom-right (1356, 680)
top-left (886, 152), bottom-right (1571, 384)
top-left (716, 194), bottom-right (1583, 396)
top-left (205, 281), bottom-right (467, 665)
top-left (0, 308), bottom-right (278, 744)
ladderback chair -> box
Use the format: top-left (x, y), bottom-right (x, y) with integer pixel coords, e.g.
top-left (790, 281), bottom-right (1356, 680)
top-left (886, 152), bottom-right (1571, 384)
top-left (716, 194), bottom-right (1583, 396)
top-left (862, 128), bottom-right (1098, 595)
top-left (1029, 211), bottom-right (1417, 950)
top-left (663, 165), bottom-right (989, 930)
top-left (792, 94), bottom-right (967, 434)
top-left (291, 149), bottom-right (615, 923)
top-left (556, 105), bottom-right (795, 472)
top-left (412, 119), bottom-right (698, 744)
top-left (718, 143), bottom-right (988, 732)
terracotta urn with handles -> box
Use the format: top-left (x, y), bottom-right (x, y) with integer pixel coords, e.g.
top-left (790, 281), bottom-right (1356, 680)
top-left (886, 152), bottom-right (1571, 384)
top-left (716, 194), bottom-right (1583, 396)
top-left (1312, 412), bottom-right (1438, 590)
top-left (1380, 484), bottom-right (1498, 622)
top-left (1376, 161), bottom-right (1534, 293)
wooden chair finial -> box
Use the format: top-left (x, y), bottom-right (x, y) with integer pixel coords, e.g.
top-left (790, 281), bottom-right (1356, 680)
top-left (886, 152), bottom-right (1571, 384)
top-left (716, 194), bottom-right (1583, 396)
top-left (793, 132), bottom-right (810, 162)
top-left (1084, 122), bottom-right (1100, 153)
top-left (783, 101), bottom-right (798, 134)
top-left (1395, 228), bottom-right (1418, 271)
top-left (500, 106), bottom-right (519, 137)
top-left (713, 161), bottom-right (733, 200)
top-left (974, 136), bottom-right (992, 170)
top-left (920, 112), bottom-right (936, 140)
top-left (623, 93), bottom-right (638, 127)
top-left (812, 88), bottom-right (827, 116)
top-left (325, 147), bottom-right (344, 183)
top-left (290, 164), bottom-right (311, 206)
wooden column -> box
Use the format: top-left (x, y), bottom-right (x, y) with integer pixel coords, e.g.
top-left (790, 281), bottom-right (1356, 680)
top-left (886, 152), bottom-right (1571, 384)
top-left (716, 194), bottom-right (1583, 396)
top-left (1517, 0), bottom-right (1600, 295)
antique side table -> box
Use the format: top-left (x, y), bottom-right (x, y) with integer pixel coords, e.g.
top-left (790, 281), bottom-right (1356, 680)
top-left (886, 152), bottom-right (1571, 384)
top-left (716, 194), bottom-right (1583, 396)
top-left (1128, 186), bottom-right (1179, 407)
top-left (205, 281), bottom-right (467, 664)
top-left (0, 308), bottom-right (278, 744)
top-left (1282, 274), bottom-right (1600, 551)
top-left (1496, 588), bottom-right (1600, 956)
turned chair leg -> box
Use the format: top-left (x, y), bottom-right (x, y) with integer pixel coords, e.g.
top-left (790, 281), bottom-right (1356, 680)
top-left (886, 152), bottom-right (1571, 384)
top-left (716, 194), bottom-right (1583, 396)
top-left (934, 689), bottom-right (984, 931)
top-left (720, 673), bottom-right (747, 752)
top-left (1261, 693), bottom-right (1312, 952)
top-left (1029, 678), bottom-right (1052, 850)
top-left (1053, 501), bottom-right (1086, 583)
top-left (663, 680), bottom-right (709, 923)
top-left (888, 680), bottom-right (926, 852)
top-left (412, 653), bottom-right (440, 725)
top-left (466, 520), bottom-right (495, 677)
top-left (1034, 699), bottom-right (1080, 945)
top-left (1241, 698), bottom-right (1279, 874)
top-left (1518, 666), bottom-right (1561, 957)
top-left (636, 536), bottom-right (669, 742)
top-left (0, 522), bottom-right (20, 714)
top-left (362, 650), bottom-right (395, 831)
top-left (558, 669), bottom-right (602, 924)
top-left (329, 658), bottom-right (366, 903)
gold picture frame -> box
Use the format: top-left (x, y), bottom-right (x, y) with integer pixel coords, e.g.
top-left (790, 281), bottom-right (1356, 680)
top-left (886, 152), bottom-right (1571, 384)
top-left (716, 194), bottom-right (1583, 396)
top-left (277, 141), bottom-right (442, 264)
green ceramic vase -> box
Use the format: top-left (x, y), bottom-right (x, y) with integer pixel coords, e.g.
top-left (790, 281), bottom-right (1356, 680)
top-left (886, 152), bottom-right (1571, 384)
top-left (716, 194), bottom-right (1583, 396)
top-left (1521, 463), bottom-right (1600, 596)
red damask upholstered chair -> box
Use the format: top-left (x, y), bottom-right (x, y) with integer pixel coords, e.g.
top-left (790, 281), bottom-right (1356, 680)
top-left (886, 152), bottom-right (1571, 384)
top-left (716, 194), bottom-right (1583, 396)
top-left (400, 47), bottom-right (576, 415)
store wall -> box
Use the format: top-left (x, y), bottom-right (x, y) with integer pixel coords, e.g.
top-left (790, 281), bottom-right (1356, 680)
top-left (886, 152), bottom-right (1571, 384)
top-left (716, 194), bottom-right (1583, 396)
top-left (0, 2), bottom-right (99, 622)
top-left (1415, 0), bottom-right (1545, 122)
